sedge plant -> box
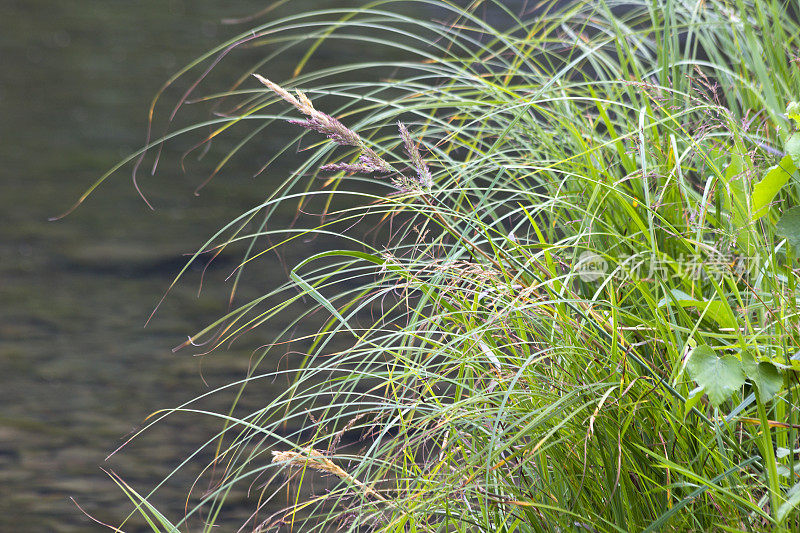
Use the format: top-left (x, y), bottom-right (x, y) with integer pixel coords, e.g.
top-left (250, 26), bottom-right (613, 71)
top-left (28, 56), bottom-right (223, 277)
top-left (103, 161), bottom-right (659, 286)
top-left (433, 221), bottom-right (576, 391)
top-left (75, 0), bottom-right (800, 531)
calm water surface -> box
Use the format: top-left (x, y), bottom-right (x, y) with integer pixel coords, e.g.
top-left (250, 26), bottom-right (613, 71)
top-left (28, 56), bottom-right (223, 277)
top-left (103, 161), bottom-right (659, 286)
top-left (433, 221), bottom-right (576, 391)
top-left (0, 1), bottom-right (341, 530)
top-left (0, 1), bottom-right (523, 530)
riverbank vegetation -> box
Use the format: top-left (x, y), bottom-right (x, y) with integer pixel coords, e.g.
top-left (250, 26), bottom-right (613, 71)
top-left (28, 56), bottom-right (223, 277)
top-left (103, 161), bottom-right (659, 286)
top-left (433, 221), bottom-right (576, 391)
top-left (92, 0), bottom-right (800, 530)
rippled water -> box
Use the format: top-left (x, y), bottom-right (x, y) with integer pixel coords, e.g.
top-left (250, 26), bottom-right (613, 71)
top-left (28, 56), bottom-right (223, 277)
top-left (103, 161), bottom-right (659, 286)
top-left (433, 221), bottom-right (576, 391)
top-left (0, 1), bottom-right (526, 530)
top-left (0, 1), bottom-right (329, 529)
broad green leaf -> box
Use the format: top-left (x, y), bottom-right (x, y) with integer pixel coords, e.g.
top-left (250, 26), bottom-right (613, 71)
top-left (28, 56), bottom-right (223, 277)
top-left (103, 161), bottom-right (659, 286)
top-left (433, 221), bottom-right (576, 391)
top-left (776, 206), bottom-right (800, 247)
top-left (742, 350), bottom-right (783, 401)
top-left (786, 101), bottom-right (800, 126)
top-left (659, 290), bottom-right (737, 330)
top-left (787, 132), bottom-right (800, 169)
top-left (723, 154), bottom-right (743, 184)
top-left (752, 154), bottom-right (795, 220)
top-left (686, 345), bottom-right (745, 408)
top-left (778, 482), bottom-right (800, 522)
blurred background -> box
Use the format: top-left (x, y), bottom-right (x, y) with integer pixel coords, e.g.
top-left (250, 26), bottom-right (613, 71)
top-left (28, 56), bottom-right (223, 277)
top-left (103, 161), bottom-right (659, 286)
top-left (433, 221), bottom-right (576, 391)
top-left (0, 1), bottom-right (313, 529)
top-left (0, 1), bottom-right (522, 530)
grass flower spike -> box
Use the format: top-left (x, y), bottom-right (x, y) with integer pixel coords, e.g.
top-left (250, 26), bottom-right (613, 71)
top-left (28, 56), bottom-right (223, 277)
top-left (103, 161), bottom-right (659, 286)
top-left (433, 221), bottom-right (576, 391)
top-left (271, 448), bottom-right (386, 502)
top-left (398, 121), bottom-right (433, 189)
top-left (253, 73), bottom-right (391, 173)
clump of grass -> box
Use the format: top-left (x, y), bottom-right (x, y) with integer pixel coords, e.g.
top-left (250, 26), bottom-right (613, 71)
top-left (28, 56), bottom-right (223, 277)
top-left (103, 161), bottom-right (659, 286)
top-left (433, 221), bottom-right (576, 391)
top-left (82, 0), bottom-right (800, 531)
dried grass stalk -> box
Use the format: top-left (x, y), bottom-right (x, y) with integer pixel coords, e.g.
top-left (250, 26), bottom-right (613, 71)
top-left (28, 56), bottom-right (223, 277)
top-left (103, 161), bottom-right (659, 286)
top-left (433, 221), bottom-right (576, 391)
top-left (271, 448), bottom-right (387, 502)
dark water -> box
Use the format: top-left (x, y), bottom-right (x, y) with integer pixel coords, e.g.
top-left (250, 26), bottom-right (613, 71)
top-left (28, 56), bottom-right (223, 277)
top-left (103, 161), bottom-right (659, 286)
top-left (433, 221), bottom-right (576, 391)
top-left (0, 0), bottom-right (526, 530)
top-left (0, 1), bottom-right (325, 530)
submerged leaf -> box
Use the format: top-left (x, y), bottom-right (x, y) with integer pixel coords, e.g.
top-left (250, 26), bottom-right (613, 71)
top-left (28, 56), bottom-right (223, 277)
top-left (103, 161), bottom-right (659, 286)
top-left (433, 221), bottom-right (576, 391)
top-left (686, 345), bottom-right (745, 408)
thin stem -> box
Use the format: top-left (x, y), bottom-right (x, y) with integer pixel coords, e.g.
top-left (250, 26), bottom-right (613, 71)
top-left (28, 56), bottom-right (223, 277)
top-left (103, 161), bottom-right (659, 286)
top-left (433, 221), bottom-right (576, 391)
top-left (756, 388), bottom-right (783, 528)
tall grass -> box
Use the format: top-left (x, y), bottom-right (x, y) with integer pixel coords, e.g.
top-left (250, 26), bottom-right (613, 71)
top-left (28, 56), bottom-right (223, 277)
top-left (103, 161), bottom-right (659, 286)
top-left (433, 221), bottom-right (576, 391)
top-left (85, 0), bottom-right (800, 530)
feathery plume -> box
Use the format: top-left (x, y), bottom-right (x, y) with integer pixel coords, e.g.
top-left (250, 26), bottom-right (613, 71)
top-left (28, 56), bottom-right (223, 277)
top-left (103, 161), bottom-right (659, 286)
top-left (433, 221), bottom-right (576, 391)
top-left (272, 447), bottom-right (386, 501)
top-left (253, 74), bottom-right (391, 172)
top-left (252, 73), bottom-right (301, 109)
top-left (320, 155), bottom-right (394, 174)
top-left (398, 122), bottom-right (433, 188)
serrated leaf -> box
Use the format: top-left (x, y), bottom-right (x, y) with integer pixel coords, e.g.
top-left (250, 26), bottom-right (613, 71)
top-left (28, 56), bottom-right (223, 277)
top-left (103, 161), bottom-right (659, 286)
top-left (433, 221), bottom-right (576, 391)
top-left (752, 155), bottom-right (795, 220)
top-left (787, 132), bottom-right (800, 169)
top-left (742, 350), bottom-right (783, 401)
top-left (686, 345), bottom-right (745, 408)
top-left (776, 206), bottom-right (800, 247)
top-left (778, 482), bottom-right (800, 522)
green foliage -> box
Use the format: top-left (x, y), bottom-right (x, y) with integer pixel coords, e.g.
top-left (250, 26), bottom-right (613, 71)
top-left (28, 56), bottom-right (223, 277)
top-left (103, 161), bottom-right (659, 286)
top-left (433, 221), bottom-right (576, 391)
top-left (786, 102), bottom-right (800, 126)
top-left (82, 0), bottom-right (800, 531)
top-left (686, 346), bottom-right (746, 408)
top-left (742, 350), bottom-right (783, 403)
top-left (778, 483), bottom-right (800, 523)
top-left (752, 155), bottom-right (795, 220)
top-left (684, 346), bottom-right (783, 407)
top-left (777, 207), bottom-right (800, 248)
top-left (786, 135), bottom-right (800, 169)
